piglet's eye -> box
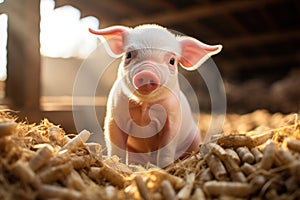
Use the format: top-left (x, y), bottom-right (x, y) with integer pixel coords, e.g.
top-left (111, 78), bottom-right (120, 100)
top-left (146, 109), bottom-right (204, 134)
top-left (169, 57), bottom-right (175, 65)
top-left (126, 52), bottom-right (132, 59)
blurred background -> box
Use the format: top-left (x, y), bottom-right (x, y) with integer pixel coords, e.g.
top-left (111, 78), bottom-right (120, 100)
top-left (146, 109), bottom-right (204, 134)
top-left (0, 0), bottom-right (299, 134)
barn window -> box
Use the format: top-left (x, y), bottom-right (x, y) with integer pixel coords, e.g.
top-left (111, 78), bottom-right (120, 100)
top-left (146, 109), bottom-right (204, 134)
top-left (40, 0), bottom-right (99, 104)
top-left (0, 14), bottom-right (7, 82)
top-left (0, 0), bottom-right (7, 103)
top-left (40, 0), bottom-right (99, 58)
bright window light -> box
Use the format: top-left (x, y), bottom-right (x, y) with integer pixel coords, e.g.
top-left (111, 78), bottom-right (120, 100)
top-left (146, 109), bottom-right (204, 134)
top-left (0, 14), bottom-right (8, 81)
top-left (0, 0), bottom-right (100, 81)
top-left (40, 0), bottom-right (99, 58)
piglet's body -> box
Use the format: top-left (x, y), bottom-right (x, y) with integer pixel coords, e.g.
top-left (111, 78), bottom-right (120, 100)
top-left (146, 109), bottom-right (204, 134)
top-left (90, 24), bottom-right (222, 167)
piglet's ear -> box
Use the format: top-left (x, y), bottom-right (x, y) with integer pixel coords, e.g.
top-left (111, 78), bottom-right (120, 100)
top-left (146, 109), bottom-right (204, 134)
top-left (89, 26), bottom-right (130, 58)
top-left (178, 37), bottom-right (222, 71)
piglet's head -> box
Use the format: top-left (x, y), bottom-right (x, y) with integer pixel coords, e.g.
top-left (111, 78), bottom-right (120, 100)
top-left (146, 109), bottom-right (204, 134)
top-left (89, 24), bottom-right (222, 96)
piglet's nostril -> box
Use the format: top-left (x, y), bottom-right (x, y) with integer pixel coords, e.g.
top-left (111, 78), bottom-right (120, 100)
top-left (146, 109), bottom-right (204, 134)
top-left (150, 80), bottom-right (156, 86)
top-left (138, 78), bottom-right (144, 84)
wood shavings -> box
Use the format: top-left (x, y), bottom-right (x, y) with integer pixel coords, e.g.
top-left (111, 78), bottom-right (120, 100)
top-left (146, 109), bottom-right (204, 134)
top-left (203, 181), bottom-right (251, 198)
top-left (88, 163), bottom-right (125, 188)
top-left (0, 121), bottom-right (17, 137)
top-left (241, 163), bottom-right (256, 176)
top-left (205, 154), bottom-right (228, 181)
top-left (259, 142), bottom-right (276, 170)
top-left (0, 110), bottom-right (300, 199)
top-left (250, 147), bottom-right (263, 163)
top-left (29, 144), bottom-right (54, 171)
top-left (217, 131), bottom-right (274, 148)
top-left (286, 138), bottom-right (300, 152)
top-left (61, 129), bottom-right (90, 152)
top-left (236, 147), bottom-right (255, 164)
top-left (38, 184), bottom-right (82, 199)
top-left (161, 180), bottom-right (177, 200)
top-left (191, 188), bottom-right (205, 200)
top-left (48, 126), bottom-right (65, 146)
top-left (249, 175), bottom-right (266, 194)
top-left (225, 148), bottom-right (240, 165)
top-left (274, 147), bottom-right (294, 166)
top-left (177, 173), bottom-right (195, 199)
top-left (134, 174), bottom-right (151, 200)
top-left (65, 170), bottom-right (86, 191)
top-left (149, 169), bottom-right (185, 190)
top-left (85, 142), bottom-right (103, 161)
top-left (11, 159), bottom-right (40, 189)
top-left (199, 168), bottom-right (213, 182)
top-left (39, 162), bottom-right (73, 183)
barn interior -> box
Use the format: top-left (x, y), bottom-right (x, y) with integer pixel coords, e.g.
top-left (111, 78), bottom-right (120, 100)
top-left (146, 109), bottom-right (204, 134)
top-left (1, 1), bottom-right (300, 199)
top-left (0, 0), bottom-right (299, 134)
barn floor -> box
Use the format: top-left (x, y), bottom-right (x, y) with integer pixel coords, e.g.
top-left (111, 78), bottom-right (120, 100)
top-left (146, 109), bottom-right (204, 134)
top-left (0, 109), bottom-right (299, 200)
top-left (1, 1), bottom-right (299, 199)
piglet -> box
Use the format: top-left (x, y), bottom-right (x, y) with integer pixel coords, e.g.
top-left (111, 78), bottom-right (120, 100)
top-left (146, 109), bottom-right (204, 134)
top-left (89, 24), bottom-right (222, 167)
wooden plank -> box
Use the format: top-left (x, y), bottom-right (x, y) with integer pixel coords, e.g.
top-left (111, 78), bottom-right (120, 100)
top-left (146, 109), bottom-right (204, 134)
top-left (120, 0), bottom-right (284, 26)
top-left (222, 14), bottom-right (249, 35)
top-left (218, 54), bottom-right (300, 71)
top-left (54, 0), bottom-right (284, 28)
top-left (5, 0), bottom-right (41, 111)
top-left (222, 30), bottom-right (300, 49)
top-left (142, 0), bottom-right (176, 11)
top-left (40, 96), bottom-right (107, 111)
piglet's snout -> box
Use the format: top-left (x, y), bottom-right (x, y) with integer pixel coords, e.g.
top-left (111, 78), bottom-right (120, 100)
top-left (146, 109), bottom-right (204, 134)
top-left (133, 70), bottom-right (160, 94)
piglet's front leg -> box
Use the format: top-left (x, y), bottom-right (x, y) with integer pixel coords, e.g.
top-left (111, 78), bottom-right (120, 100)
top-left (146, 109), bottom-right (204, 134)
top-left (106, 119), bottom-right (128, 164)
top-left (157, 119), bottom-right (179, 168)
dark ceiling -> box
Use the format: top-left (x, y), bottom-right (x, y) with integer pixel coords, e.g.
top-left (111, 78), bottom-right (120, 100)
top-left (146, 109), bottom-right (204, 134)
top-left (55, 0), bottom-right (299, 81)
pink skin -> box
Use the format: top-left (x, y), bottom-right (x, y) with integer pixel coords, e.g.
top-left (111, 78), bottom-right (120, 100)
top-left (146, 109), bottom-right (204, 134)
top-left (133, 70), bottom-right (159, 94)
top-left (89, 24), bottom-right (222, 167)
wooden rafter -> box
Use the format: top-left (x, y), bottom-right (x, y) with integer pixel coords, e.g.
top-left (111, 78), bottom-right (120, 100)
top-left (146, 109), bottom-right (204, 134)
top-left (223, 29), bottom-right (300, 49)
top-left (219, 54), bottom-right (300, 71)
top-left (120, 0), bottom-right (285, 26)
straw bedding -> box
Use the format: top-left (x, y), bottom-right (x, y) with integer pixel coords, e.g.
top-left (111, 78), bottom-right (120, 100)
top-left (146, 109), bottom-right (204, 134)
top-left (0, 110), bottom-right (299, 200)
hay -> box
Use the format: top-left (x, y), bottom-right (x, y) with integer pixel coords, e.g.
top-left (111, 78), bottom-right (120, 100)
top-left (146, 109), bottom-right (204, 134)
top-left (0, 110), bottom-right (299, 199)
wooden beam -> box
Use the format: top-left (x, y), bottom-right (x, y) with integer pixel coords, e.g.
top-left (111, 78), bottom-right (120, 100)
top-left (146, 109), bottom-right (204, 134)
top-left (120, 0), bottom-right (284, 26)
top-left (5, 0), bottom-right (41, 112)
top-left (218, 54), bottom-right (300, 71)
top-left (171, 21), bottom-right (220, 40)
top-left (223, 14), bottom-right (249, 35)
top-left (40, 96), bottom-right (107, 111)
top-left (142, 0), bottom-right (176, 11)
top-left (222, 30), bottom-right (300, 49)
